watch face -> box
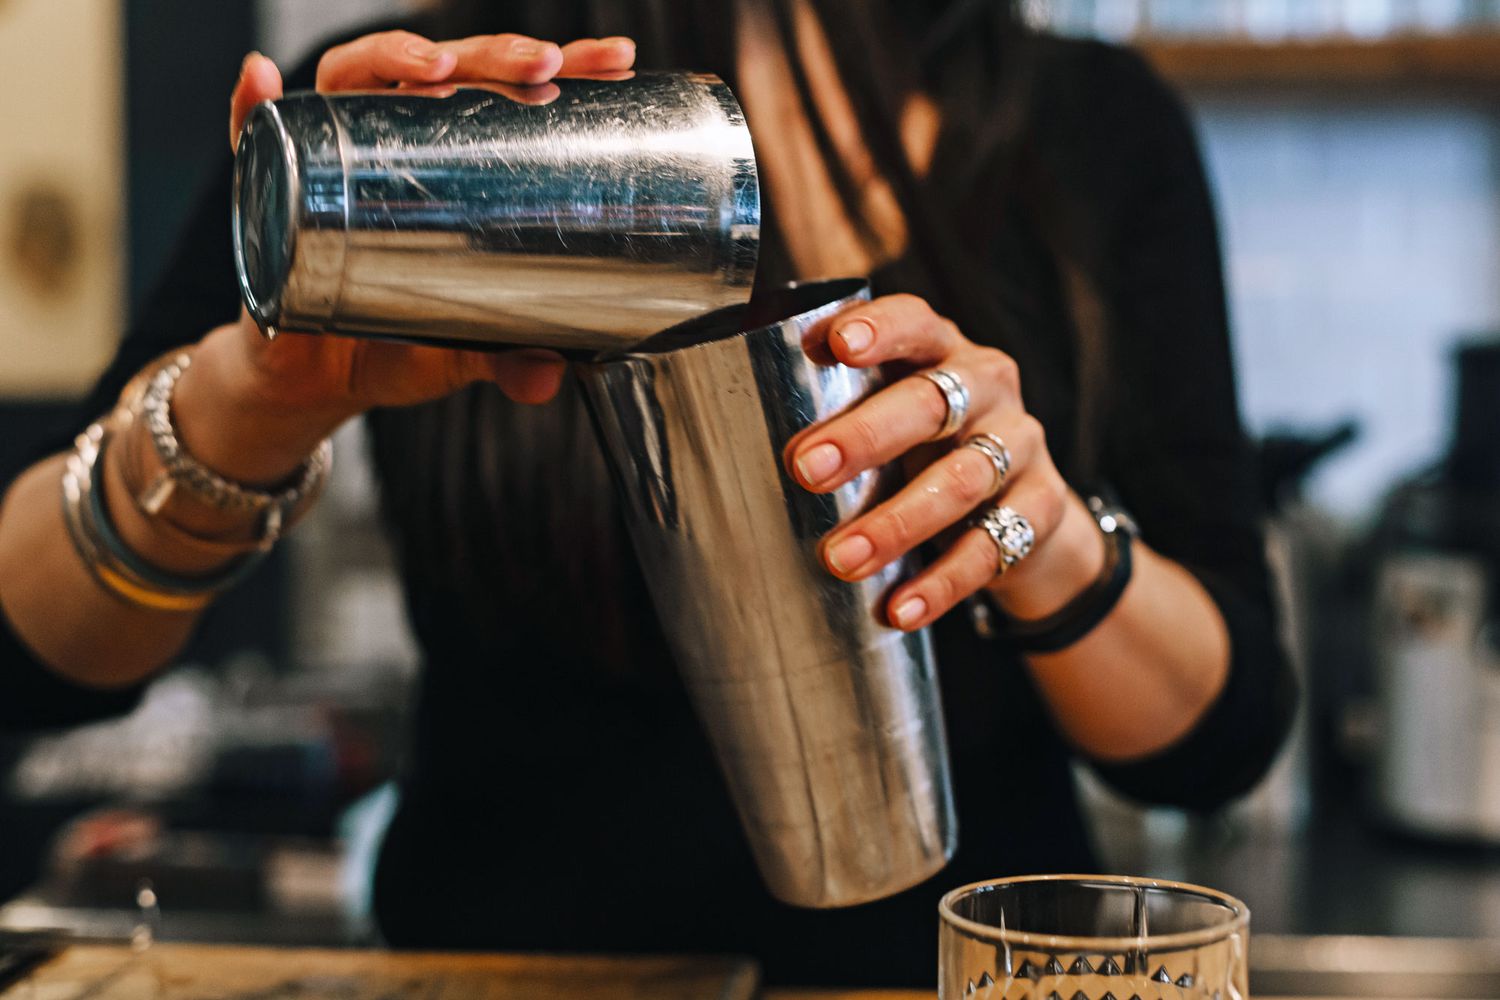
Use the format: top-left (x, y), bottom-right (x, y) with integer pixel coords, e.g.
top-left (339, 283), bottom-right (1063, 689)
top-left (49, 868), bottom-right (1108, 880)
top-left (1086, 495), bottom-right (1136, 536)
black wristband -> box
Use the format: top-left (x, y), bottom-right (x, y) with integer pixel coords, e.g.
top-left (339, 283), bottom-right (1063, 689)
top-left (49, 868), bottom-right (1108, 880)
top-left (995, 501), bottom-right (1135, 654)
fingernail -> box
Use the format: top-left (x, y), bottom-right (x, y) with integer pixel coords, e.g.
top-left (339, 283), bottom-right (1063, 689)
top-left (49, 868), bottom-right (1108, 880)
top-left (406, 41), bottom-right (442, 61)
top-left (239, 51), bottom-right (261, 76)
top-left (826, 534), bottom-right (873, 575)
top-left (796, 443), bottom-right (842, 485)
top-left (512, 39), bottom-right (551, 58)
top-left (837, 320), bottom-right (874, 356)
top-left (893, 596), bottom-right (928, 629)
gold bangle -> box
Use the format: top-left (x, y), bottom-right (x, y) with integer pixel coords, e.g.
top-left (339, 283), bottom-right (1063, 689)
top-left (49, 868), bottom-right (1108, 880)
top-left (61, 423), bottom-right (263, 613)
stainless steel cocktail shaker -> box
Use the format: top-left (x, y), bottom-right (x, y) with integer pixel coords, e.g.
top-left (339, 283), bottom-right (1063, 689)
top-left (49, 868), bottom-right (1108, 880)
top-left (232, 74), bottom-right (759, 351)
top-left (579, 279), bottom-right (958, 908)
top-left (234, 76), bottom-right (957, 907)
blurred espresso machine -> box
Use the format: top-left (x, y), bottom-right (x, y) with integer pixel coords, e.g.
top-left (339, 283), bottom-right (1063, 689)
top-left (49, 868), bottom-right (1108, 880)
top-left (1373, 340), bottom-right (1500, 842)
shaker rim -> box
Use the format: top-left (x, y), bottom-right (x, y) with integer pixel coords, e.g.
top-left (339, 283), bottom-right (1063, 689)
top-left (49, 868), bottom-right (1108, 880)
top-left (233, 98), bottom-right (303, 332)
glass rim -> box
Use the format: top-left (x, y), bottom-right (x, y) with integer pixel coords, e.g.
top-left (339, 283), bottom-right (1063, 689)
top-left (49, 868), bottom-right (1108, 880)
top-left (938, 874), bottom-right (1250, 952)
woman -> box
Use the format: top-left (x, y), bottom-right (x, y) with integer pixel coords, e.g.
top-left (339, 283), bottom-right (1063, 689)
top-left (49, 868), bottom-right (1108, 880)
top-left (0, 1), bottom-right (1295, 985)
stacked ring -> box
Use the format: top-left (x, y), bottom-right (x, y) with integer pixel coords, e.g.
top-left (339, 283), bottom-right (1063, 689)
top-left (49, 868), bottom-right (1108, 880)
top-left (975, 504), bottom-right (1035, 576)
top-left (920, 369), bottom-right (970, 440)
top-left (961, 432), bottom-right (1012, 497)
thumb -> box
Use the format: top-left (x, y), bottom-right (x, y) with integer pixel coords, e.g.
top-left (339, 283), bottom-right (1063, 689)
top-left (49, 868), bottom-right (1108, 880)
top-left (229, 52), bottom-right (284, 151)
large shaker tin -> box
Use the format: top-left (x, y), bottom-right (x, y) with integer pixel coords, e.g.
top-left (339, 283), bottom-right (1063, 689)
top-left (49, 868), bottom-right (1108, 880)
top-left (578, 279), bottom-right (958, 908)
top-left (232, 73), bottom-right (760, 351)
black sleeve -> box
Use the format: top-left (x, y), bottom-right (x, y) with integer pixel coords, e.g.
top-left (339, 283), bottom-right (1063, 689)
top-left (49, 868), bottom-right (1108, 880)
top-left (1054, 44), bottom-right (1299, 810)
top-left (0, 604), bottom-right (147, 730)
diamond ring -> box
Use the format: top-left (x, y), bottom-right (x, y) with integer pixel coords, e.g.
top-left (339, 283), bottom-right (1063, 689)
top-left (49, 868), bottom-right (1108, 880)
top-left (975, 504), bottom-right (1034, 577)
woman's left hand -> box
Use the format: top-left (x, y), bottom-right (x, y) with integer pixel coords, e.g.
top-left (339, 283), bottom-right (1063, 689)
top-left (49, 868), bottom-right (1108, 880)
top-left (787, 294), bottom-right (1104, 631)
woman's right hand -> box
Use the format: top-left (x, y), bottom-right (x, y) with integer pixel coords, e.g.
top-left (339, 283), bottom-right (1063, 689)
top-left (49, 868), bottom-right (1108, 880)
top-left (187, 31), bottom-right (637, 484)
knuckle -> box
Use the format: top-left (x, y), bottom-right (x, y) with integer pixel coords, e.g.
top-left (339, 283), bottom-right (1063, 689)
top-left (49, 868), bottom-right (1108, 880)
top-left (367, 30), bottom-right (414, 57)
top-left (969, 535), bottom-right (1002, 584)
top-left (873, 505), bottom-right (915, 550)
top-left (1020, 413), bottom-right (1046, 449)
top-left (930, 567), bottom-right (964, 611)
top-left (942, 455), bottom-right (988, 507)
top-left (916, 379), bottom-right (949, 429)
top-left (982, 348), bottom-right (1020, 389)
top-left (846, 412), bottom-right (883, 462)
top-left (1033, 480), bottom-right (1066, 533)
top-left (1020, 415), bottom-right (1050, 466)
top-left (314, 56), bottom-right (340, 87)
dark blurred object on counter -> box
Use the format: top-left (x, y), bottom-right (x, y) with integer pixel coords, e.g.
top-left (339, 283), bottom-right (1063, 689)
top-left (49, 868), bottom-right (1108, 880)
top-left (1257, 421), bottom-right (1360, 513)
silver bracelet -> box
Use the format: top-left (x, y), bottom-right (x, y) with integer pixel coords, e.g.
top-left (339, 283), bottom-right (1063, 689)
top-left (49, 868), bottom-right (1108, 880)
top-left (62, 423), bottom-right (260, 612)
top-left (138, 353), bottom-right (332, 550)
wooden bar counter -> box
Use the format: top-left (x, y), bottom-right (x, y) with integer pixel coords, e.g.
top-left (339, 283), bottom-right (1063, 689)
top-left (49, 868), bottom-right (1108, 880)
top-left (0, 944), bottom-right (761, 999)
top-left (0, 942), bottom-right (1358, 999)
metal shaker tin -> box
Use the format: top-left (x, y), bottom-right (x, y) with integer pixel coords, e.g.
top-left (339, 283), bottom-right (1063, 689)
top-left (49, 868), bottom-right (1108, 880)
top-left (578, 279), bottom-right (958, 907)
top-left (232, 73), bottom-right (760, 352)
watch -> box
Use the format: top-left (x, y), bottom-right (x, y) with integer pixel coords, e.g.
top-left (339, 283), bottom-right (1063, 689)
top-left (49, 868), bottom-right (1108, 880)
top-left (973, 496), bottom-right (1137, 654)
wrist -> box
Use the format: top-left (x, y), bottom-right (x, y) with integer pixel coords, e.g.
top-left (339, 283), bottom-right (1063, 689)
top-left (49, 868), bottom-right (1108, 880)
top-left (986, 491), bottom-right (1104, 620)
top-left (176, 322), bottom-right (350, 486)
top-left (102, 426), bottom-right (244, 577)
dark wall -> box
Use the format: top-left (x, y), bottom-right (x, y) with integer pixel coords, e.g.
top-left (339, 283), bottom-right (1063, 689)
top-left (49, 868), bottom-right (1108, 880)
top-left (125, 0), bottom-right (255, 313)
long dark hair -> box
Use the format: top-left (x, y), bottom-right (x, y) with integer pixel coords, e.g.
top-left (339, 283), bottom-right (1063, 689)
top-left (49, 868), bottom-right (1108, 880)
top-left (369, 0), bottom-right (1109, 668)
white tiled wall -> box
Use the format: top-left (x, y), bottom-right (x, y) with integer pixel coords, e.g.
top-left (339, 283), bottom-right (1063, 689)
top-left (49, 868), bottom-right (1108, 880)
top-left (1192, 97), bottom-right (1500, 516)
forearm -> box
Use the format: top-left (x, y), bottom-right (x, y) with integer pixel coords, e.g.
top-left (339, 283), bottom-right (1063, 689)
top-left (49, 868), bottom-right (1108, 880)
top-left (0, 453), bottom-right (199, 686)
top-left (991, 494), bottom-right (1231, 762)
top-left (0, 323), bottom-right (342, 688)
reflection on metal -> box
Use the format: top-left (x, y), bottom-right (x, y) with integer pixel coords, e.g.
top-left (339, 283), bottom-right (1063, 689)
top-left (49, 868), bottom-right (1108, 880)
top-left (233, 74), bottom-right (759, 353)
top-left (5, 182), bottom-right (78, 299)
top-left (578, 279), bottom-right (957, 908)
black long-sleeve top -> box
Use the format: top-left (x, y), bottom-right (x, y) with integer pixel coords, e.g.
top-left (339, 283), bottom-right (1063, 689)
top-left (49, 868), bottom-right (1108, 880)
top-left (0, 32), bottom-right (1295, 987)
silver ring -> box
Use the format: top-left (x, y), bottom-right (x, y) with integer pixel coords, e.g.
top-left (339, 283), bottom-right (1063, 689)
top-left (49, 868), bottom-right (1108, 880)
top-left (961, 433), bottom-right (1012, 497)
top-left (920, 368), bottom-right (969, 440)
top-left (975, 504), bottom-right (1034, 577)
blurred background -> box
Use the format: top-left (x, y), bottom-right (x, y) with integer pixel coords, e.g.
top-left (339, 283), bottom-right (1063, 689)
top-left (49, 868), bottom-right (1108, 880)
top-left (5, 0), bottom-right (1500, 983)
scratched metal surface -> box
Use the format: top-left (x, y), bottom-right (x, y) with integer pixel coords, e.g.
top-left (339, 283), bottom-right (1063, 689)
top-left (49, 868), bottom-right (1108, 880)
top-left (233, 73), bottom-right (760, 351)
top-left (578, 280), bottom-right (956, 909)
